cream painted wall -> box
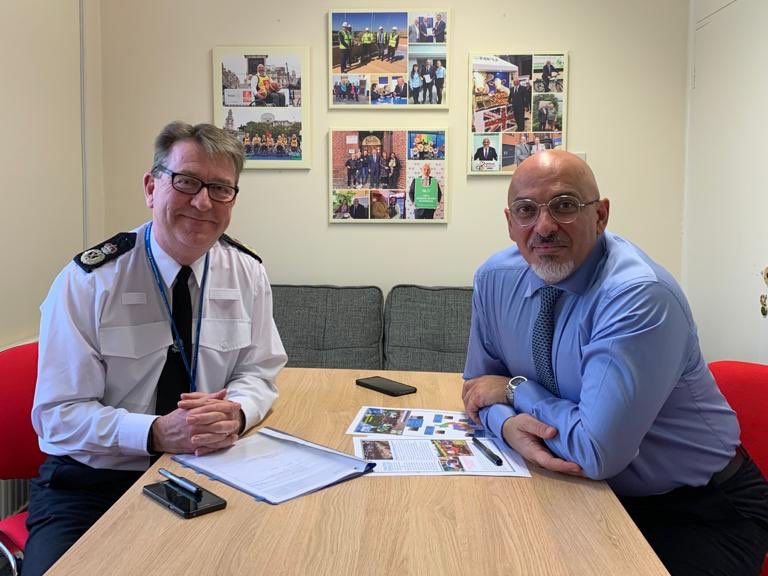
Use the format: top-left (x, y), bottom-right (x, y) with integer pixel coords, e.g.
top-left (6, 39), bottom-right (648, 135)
top-left (96, 0), bottom-right (689, 296)
top-left (83, 0), bottom-right (105, 246)
top-left (694, 0), bottom-right (735, 20)
top-left (0, 0), bottom-right (83, 348)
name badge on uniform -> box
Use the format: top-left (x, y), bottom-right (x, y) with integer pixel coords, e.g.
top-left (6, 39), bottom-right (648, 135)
top-left (122, 292), bottom-right (147, 305)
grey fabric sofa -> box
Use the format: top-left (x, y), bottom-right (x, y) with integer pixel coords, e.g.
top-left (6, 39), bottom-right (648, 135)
top-left (271, 284), bottom-right (473, 373)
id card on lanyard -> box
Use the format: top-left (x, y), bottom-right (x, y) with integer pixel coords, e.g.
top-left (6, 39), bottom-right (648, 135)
top-left (144, 223), bottom-right (209, 392)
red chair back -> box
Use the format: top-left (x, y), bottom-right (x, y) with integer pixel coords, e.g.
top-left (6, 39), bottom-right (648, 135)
top-left (710, 361), bottom-right (768, 576)
top-left (709, 360), bottom-right (768, 478)
top-left (0, 342), bottom-right (46, 479)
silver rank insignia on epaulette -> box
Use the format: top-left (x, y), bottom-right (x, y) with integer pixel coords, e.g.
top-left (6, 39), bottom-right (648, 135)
top-left (74, 232), bottom-right (137, 272)
top-left (101, 242), bottom-right (118, 255)
top-left (80, 249), bottom-right (105, 266)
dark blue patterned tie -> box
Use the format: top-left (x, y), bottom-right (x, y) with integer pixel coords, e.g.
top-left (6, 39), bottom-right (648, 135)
top-left (532, 286), bottom-right (563, 396)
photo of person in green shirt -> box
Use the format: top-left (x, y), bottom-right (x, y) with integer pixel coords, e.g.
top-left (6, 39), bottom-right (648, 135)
top-left (408, 162), bottom-right (443, 219)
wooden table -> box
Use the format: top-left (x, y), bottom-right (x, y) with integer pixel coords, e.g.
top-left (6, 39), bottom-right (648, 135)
top-left (48, 368), bottom-right (669, 575)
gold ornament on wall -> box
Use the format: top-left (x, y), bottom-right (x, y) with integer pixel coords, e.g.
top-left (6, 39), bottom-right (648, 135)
top-left (760, 267), bottom-right (768, 318)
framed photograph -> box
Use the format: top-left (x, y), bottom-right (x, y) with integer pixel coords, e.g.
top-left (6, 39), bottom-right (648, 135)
top-left (468, 52), bottom-right (567, 175)
top-left (329, 129), bottom-right (447, 223)
top-left (213, 46), bottom-right (310, 169)
top-left (329, 10), bottom-right (449, 109)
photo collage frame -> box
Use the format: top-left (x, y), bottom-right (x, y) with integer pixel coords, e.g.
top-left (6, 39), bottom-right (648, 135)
top-left (469, 52), bottom-right (567, 175)
top-left (329, 10), bottom-right (449, 109)
top-left (329, 129), bottom-right (447, 223)
top-left (213, 46), bottom-right (311, 169)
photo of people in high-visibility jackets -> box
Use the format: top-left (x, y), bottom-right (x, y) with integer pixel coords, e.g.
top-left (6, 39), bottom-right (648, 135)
top-left (330, 10), bottom-right (449, 108)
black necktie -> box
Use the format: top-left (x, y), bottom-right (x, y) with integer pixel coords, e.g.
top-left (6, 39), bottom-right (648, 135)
top-left (532, 286), bottom-right (563, 396)
top-left (155, 266), bottom-right (193, 415)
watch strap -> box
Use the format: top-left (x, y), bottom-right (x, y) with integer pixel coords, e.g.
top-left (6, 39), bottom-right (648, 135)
top-left (505, 376), bottom-right (527, 406)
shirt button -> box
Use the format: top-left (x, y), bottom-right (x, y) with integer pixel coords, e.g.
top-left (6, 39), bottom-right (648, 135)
top-left (221, 341), bottom-right (228, 349)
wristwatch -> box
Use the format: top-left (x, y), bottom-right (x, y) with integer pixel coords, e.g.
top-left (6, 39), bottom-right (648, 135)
top-left (505, 376), bottom-right (528, 406)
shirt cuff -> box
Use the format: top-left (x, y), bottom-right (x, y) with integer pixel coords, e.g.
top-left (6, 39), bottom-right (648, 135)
top-left (514, 379), bottom-right (555, 415)
top-left (479, 403), bottom-right (517, 438)
top-left (119, 411), bottom-right (161, 456)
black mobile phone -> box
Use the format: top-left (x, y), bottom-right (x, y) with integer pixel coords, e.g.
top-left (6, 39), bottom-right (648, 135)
top-left (143, 480), bottom-right (226, 519)
top-left (355, 376), bottom-right (417, 396)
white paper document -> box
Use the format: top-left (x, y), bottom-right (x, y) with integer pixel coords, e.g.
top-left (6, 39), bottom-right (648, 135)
top-left (353, 436), bottom-right (530, 477)
top-left (173, 427), bottom-right (374, 504)
top-left (346, 406), bottom-right (488, 439)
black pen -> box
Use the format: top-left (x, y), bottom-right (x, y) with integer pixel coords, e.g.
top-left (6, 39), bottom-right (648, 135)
top-left (159, 467), bottom-right (203, 496)
top-left (472, 437), bottom-right (503, 466)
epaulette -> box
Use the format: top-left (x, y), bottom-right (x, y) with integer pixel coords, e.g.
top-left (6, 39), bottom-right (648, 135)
top-left (73, 232), bottom-right (136, 272)
top-left (221, 234), bottom-right (262, 263)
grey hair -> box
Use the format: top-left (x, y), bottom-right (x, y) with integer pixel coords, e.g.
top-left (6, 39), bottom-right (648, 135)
top-left (150, 121), bottom-right (244, 181)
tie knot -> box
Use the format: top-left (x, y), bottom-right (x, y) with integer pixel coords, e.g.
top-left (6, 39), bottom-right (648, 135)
top-left (539, 286), bottom-right (563, 311)
top-left (176, 266), bottom-right (192, 285)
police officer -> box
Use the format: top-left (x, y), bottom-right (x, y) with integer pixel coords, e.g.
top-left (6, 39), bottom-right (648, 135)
top-left (23, 121), bottom-right (287, 576)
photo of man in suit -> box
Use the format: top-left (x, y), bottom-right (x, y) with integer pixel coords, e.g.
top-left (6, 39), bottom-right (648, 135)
top-left (433, 13), bottom-right (446, 42)
top-left (408, 18), bottom-right (420, 42)
top-left (375, 26), bottom-right (388, 60)
top-left (474, 137), bottom-right (498, 161)
top-left (349, 197), bottom-right (368, 219)
top-left (421, 59), bottom-right (436, 104)
top-left (537, 104), bottom-right (549, 131)
top-left (393, 77), bottom-right (408, 99)
top-left (515, 134), bottom-right (531, 165)
top-left (508, 78), bottom-right (528, 132)
top-left (542, 60), bottom-right (556, 92)
top-left (418, 18), bottom-right (429, 42)
top-left (369, 149), bottom-right (382, 187)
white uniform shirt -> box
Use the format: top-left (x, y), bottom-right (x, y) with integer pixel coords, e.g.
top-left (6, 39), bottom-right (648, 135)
top-left (32, 222), bottom-right (287, 471)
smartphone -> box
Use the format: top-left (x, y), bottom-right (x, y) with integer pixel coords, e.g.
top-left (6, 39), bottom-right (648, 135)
top-left (355, 376), bottom-right (417, 397)
top-left (143, 480), bottom-right (227, 519)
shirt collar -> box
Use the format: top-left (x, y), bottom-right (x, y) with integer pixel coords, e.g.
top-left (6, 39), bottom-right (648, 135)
top-left (149, 225), bottom-right (207, 289)
top-left (526, 233), bottom-right (607, 297)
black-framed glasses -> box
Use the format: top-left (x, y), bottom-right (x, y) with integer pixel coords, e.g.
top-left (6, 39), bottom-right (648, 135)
top-left (508, 194), bottom-right (599, 227)
top-left (156, 166), bottom-right (239, 203)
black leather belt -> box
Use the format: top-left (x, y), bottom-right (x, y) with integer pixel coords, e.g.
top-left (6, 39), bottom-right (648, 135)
top-left (710, 445), bottom-right (748, 486)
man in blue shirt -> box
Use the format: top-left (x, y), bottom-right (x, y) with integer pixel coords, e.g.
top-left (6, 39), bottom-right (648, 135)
top-left (462, 150), bottom-right (768, 576)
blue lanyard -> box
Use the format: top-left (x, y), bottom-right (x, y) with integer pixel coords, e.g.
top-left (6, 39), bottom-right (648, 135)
top-left (144, 223), bottom-right (209, 392)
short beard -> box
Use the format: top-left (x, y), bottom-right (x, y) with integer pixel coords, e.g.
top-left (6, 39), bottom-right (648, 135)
top-left (527, 233), bottom-right (574, 283)
top-left (530, 259), bottom-right (574, 284)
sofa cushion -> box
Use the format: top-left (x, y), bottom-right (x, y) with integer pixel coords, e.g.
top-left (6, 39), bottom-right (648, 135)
top-left (384, 285), bottom-right (473, 373)
top-left (271, 285), bottom-right (383, 369)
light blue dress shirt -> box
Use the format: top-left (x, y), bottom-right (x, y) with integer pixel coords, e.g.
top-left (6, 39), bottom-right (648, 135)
top-left (465, 232), bottom-right (739, 497)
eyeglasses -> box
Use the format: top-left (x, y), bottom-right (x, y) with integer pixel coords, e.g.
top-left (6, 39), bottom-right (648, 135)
top-left (155, 166), bottom-right (239, 203)
top-left (508, 194), bottom-right (599, 227)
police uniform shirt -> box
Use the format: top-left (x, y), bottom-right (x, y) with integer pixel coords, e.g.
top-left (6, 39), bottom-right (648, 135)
top-left (32, 221), bottom-right (287, 471)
